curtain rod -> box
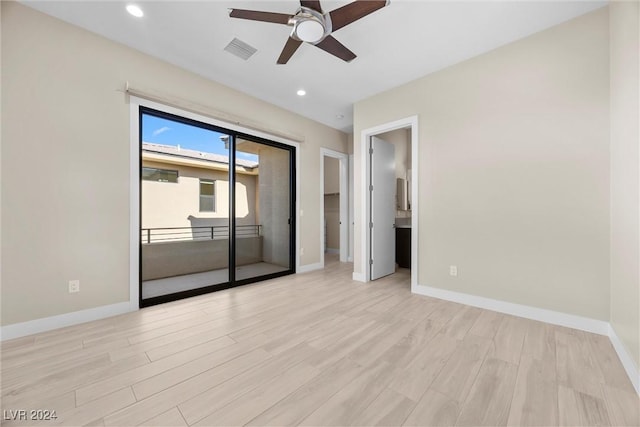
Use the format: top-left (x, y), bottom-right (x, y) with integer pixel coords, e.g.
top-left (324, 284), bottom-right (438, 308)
top-left (120, 82), bottom-right (305, 143)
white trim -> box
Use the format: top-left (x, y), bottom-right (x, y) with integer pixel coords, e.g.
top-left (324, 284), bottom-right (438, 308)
top-left (348, 154), bottom-right (354, 263)
top-left (0, 302), bottom-right (132, 341)
top-left (338, 153), bottom-right (348, 263)
top-left (408, 121), bottom-right (419, 291)
top-left (298, 262), bottom-right (323, 274)
top-left (129, 96), bottom-right (301, 295)
top-left (352, 272), bottom-right (365, 282)
top-left (359, 116), bottom-right (419, 289)
top-left (129, 102), bottom-right (141, 310)
top-left (608, 325), bottom-right (640, 394)
top-left (295, 142), bottom-right (301, 274)
top-left (414, 284), bottom-right (610, 335)
top-left (320, 148), bottom-right (349, 268)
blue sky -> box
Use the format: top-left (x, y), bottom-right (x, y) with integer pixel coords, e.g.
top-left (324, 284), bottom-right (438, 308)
top-left (142, 114), bottom-right (258, 161)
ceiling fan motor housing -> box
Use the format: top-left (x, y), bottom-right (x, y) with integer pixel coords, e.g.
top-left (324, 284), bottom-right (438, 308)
top-left (290, 6), bottom-right (332, 44)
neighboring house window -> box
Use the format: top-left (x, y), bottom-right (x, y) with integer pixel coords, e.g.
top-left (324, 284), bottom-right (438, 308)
top-left (200, 179), bottom-right (215, 212)
top-left (142, 167), bottom-right (178, 183)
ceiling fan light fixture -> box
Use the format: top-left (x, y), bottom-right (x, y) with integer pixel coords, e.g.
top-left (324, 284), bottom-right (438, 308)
top-left (295, 19), bottom-right (325, 43)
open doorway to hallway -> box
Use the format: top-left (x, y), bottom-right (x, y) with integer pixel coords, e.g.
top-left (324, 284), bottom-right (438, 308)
top-left (320, 148), bottom-right (349, 267)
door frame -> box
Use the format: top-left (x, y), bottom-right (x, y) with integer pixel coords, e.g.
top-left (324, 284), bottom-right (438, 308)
top-left (357, 116), bottom-right (419, 291)
top-left (129, 96), bottom-right (301, 308)
top-left (320, 148), bottom-right (349, 265)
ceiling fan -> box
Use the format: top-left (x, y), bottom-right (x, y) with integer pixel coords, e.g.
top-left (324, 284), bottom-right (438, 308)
top-left (228, 0), bottom-right (389, 64)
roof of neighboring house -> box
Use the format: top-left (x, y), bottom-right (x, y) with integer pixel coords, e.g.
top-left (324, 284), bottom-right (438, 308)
top-left (142, 142), bottom-right (258, 169)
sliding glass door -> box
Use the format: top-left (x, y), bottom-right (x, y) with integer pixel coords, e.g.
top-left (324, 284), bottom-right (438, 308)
top-left (234, 139), bottom-right (294, 282)
top-left (139, 107), bottom-right (295, 306)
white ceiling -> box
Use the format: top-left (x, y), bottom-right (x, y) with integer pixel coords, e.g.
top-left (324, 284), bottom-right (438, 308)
top-left (22, 0), bottom-right (606, 133)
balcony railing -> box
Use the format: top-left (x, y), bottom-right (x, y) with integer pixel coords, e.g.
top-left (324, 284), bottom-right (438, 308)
top-left (141, 225), bottom-right (261, 244)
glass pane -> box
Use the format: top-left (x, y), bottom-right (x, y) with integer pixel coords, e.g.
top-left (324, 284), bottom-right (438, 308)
top-left (141, 111), bottom-right (230, 301)
top-left (200, 180), bottom-right (214, 196)
top-left (235, 139), bottom-right (291, 281)
top-left (199, 196), bottom-right (214, 212)
top-left (142, 167), bottom-right (178, 183)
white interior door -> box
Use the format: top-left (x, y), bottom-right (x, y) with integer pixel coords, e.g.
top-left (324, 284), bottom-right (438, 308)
top-left (370, 136), bottom-right (396, 280)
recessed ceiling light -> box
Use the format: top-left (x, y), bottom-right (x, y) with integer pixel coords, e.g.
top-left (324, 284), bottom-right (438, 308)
top-left (126, 4), bottom-right (144, 18)
top-left (296, 89), bottom-right (306, 96)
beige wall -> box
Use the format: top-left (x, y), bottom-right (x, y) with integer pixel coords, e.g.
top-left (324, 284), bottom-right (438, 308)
top-left (609, 1), bottom-right (640, 369)
top-left (324, 156), bottom-right (340, 194)
top-left (0, 2), bottom-right (347, 326)
top-left (377, 128), bottom-right (411, 217)
top-left (354, 8), bottom-right (611, 320)
top-left (378, 128), bottom-right (411, 182)
top-left (141, 160), bottom-right (257, 230)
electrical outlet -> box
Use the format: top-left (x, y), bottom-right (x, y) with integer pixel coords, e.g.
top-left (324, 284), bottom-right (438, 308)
top-left (68, 280), bottom-right (80, 293)
top-left (300, 247), bottom-right (305, 255)
top-left (449, 266), bottom-right (458, 277)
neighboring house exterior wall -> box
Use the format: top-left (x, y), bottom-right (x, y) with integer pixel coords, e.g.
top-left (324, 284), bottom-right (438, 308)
top-left (141, 156), bottom-right (258, 233)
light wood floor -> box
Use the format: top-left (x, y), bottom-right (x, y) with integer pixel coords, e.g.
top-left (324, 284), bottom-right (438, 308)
top-left (1, 256), bottom-right (638, 426)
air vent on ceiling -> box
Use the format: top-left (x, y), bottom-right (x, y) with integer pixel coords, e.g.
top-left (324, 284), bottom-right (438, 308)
top-left (224, 38), bottom-right (257, 61)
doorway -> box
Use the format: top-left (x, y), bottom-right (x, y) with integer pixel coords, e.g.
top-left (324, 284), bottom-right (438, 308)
top-left (358, 116), bottom-right (419, 291)
top-left (139, 106), bottom-right (296, 307)
top-left (320, 148), bottom-right (348, 266)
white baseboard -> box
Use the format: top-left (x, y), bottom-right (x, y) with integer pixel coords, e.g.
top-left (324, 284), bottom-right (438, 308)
top-left (298, 262), bottom-right (323, 274)
top-left (608, 325), bottom-right (640, 394)
top-left (352, 272), bottom-right (365, 282)
top-left (414, 284), bottom-right (609, 335)
top-left (0, 302), bottom-right (134, 341)
top-left (325, 248), bottom-right (339, 255)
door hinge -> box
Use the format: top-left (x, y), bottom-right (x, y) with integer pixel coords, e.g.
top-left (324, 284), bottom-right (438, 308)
top-left (369, 259), bottom-right (374, 265)
top-left (369, 184), bottom-right (373, 192)
top-left (369, 148), bottom-right (373, 155)
top-left (369, 222), bottom-right (373, 229)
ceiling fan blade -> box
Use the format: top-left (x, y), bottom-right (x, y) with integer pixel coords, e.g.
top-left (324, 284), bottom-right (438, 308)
top-left (315, 35), bottom-right (356, 62)
top-left (229, 9), bottom-right (292, 25)
top-left (300, 1), bottom-right (322, 12)
top-left (277, 37), bottom-right (303, 64)
top-left (329, 0), bottom-right (388, 32)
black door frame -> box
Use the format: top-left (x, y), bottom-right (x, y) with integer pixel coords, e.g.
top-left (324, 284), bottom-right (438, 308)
top-left (139, 106), bottom-right (296, 308)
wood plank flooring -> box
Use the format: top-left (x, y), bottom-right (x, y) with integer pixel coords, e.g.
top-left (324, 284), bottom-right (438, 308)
top-left (1, 256), bottom-right (638, 426)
